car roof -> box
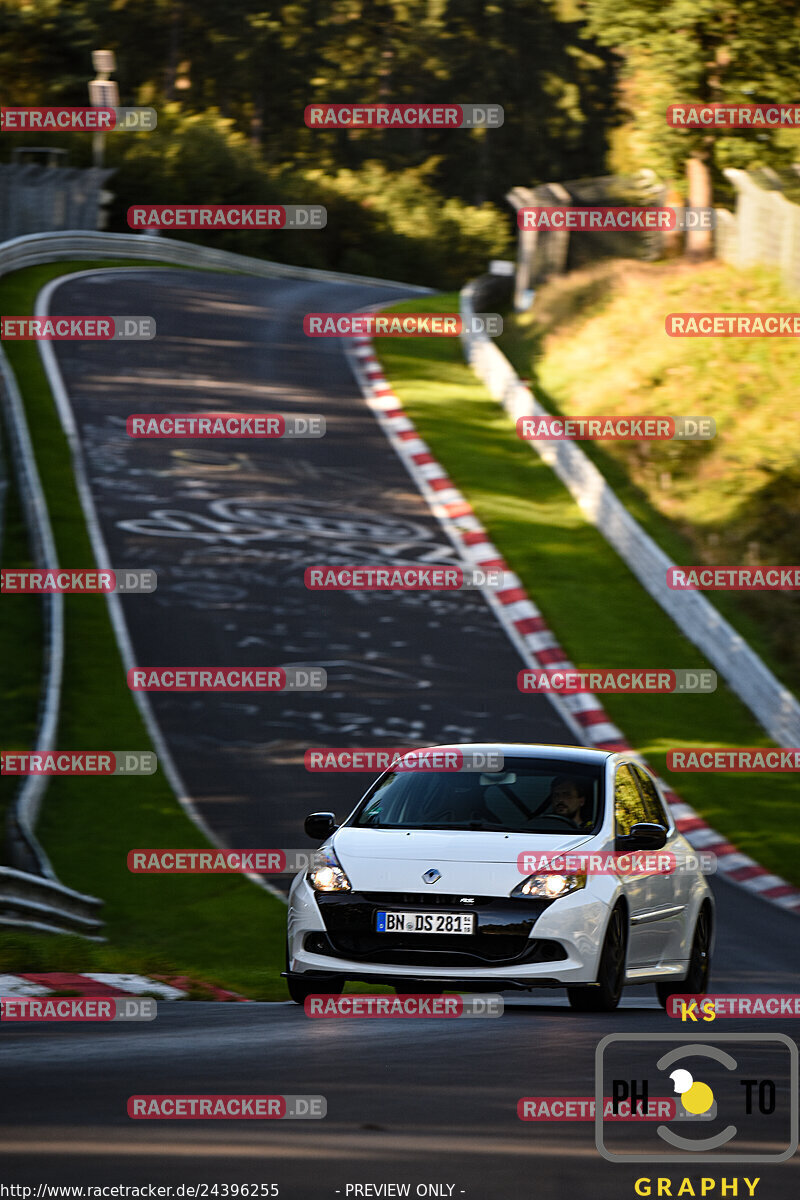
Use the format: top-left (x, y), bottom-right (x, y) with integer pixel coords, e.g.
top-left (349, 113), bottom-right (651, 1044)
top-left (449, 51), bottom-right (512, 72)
top-left (397, 742), bottom-right (619, 765)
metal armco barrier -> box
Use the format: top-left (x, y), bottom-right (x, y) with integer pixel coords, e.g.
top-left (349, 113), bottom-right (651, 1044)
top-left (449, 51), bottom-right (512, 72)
top-left (0, 867), bottom-right (104, 939)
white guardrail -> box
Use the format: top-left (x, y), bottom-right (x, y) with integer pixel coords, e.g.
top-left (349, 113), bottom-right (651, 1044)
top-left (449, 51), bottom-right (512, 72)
top-left (0, 230), bottom-right (430, 935)
top-left (460, 280), bottom-right (800, 748)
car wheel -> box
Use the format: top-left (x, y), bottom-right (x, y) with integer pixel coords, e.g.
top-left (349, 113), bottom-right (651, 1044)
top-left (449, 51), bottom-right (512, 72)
top-left (567, 903), bottom-right (628, 1013)
top-left (285, 942), bottom-right (344, 1005)
top-left (655, 904), bottom-right (712, 1009)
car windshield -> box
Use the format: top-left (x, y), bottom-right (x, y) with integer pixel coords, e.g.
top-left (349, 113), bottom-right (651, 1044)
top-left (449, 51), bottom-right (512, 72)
top-left (352, 757), bottom-right (603, 833)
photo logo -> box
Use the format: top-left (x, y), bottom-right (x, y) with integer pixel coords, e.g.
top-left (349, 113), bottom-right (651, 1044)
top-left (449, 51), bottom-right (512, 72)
top-left (595, 1033), bottom-right (798, 1162)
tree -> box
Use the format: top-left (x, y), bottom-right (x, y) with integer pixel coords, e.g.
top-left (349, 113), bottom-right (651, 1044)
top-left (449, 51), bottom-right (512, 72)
top-left (581, 0), bottom-right (800, 256)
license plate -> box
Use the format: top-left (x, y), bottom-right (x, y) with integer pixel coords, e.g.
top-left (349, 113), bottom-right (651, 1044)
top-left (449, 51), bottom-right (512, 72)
top-left (376, 910), bottom-right (475, 935)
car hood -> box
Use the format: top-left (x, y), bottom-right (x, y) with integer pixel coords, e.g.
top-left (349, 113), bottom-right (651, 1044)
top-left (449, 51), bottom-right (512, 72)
top-left (331, 826), bottom-right (596, 895)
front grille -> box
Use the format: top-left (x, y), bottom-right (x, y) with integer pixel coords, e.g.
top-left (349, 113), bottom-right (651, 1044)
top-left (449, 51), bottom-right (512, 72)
top-left (313, 891), bottom-right (564, 968)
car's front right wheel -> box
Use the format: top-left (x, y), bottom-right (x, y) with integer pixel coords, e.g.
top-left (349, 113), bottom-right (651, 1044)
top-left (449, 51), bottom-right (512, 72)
top-left (566, 903), bottom-right (628, 1013)
top-left (655, 904), bottom-right (712, 1009)
top-left (285, 943), bottom-right (344, 1004)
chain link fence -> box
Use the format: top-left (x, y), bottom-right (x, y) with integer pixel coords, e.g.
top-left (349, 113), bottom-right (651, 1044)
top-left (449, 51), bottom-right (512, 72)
top-left (0, 161), bottom-right (114, 241)
top-left (507, 170), bottom-right (667, 309)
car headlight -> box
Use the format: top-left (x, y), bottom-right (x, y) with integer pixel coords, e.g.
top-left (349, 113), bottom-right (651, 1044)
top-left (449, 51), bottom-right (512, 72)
top-left (511, 873), bottom-right (586, 900)
top-left (308, 846), bottom-right (352, 893)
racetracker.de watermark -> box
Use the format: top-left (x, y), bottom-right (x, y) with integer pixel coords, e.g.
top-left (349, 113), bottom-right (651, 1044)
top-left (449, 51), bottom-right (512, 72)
top-left (127, 667), bottom-right (326, 691)
top-left (666, 313), bottom-right (800, 336)
top-left (1, 997), bottom-right (156, 1021)
top-left (304, 995), bottom-right (503, 1018)
top-left (518, 1097), bottom-right (677, 1121)
top-left (127, 1096), bottom-right (325, 1119)
top-left (1, 317), bottom-right (155, 340)
top-left (667, 748), bottom-right (800, 772)
top-left (518, 669), bottom-right (716, 694)
top-left (667, 566), bottom-right (800, 590)
top-left (518, 208), bottom-right (715, 232)
top-left (1, 751), bottom-right (157, 776)
top-left (303, 747), bottom-right (504, 772)
top-left (517, 851), bottom-right (717, 876)
top-left (668, 995), bottom-right (800, 1020)
top-left (0, 107), bottom-right (156, 131)
top-left (304, 313), bottom-right (502, 337)
top-left (126, 414), bottom-right (325, 438)
top-left (1, 569), bottom-right (156, 593)
top-left (304, 104), bottom-right (503, 128)
top-left (304, 566), bottom-right (502, 590)
top-left (127, 849), bottom-right (313, 873)
top-left (517, 415), bottom-right (715, 441)
top-left (127, 206), bottom-right (326, 229)
top-left (667, 103), bottom-right (800, 128)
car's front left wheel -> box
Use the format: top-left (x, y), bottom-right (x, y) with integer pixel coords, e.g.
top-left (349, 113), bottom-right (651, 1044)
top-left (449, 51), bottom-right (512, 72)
top-left (566, 903), bottom-right (628, 1013)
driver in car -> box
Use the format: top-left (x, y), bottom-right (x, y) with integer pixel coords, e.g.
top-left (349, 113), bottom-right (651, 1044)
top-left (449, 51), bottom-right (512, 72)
top-left (544, 776), bottom-right (594, 828)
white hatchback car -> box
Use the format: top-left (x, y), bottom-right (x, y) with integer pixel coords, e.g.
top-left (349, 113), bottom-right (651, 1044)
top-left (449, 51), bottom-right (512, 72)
top-left (286, 744), bottom-right (714, 1011)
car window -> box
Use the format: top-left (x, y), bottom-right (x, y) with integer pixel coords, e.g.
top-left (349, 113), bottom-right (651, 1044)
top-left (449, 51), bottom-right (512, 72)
top-left (614, 763), bottom-right (647, 836)
top-left (632, 764), bottom-right (671, 828)
top-left (352, 759), bottom-right (603, 833)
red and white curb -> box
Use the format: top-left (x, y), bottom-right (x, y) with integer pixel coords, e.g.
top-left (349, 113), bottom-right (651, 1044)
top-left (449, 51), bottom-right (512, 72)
top-left (344, 333), bottom-right (800, 915)
top-left (0, 972), bottom-right (248, 1001)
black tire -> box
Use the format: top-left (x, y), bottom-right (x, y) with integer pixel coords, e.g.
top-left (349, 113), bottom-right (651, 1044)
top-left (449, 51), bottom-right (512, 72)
top-left (567, 903), bottom-right (628, 1012)
top-left (655, 905), bottom-right (712, 1009)
top-left (285, 943), bottom-right (344, 1005)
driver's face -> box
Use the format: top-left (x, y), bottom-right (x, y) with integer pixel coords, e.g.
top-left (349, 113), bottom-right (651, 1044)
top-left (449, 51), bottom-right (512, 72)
top-left (550, 782), bottom-right (584, 822)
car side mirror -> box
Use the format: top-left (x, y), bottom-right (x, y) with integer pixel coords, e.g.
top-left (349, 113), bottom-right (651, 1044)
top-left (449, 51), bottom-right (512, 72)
top-left (304, 812), bottom-right (337, 841)
top-left (615, 822), bottom-right (667, 851)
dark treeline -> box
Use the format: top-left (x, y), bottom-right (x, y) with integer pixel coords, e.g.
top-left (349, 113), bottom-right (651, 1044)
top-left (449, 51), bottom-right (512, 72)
top-left (0, 1), bottom-right (617, 283)
top-left (3, 2), bottom-right (798, 284)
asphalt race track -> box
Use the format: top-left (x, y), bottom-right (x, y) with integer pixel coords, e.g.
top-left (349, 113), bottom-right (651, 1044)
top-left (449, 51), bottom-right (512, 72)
top-left (39, 268), bottom-right (574, 852)
top-left (2, 886), bottom-right (799, 1199)
top-left (2, 269), bottom-right (798, 1199)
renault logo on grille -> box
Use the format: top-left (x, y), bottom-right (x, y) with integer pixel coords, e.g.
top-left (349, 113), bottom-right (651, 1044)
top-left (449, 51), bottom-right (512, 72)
top-left (422, 868), bottom-right (441, 885)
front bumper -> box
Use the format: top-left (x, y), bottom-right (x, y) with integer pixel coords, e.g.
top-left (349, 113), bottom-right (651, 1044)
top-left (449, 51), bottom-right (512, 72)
top-left (288, 875), bottom-right (608, 985)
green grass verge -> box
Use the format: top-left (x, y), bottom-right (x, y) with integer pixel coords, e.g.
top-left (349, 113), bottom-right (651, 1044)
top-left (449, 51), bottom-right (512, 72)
top-left (374, 293), bottom-right (800, 885)
top-left (498, 258), bottom-right (800, 701)
top-left (0, 261), bottom-right (291, 998)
